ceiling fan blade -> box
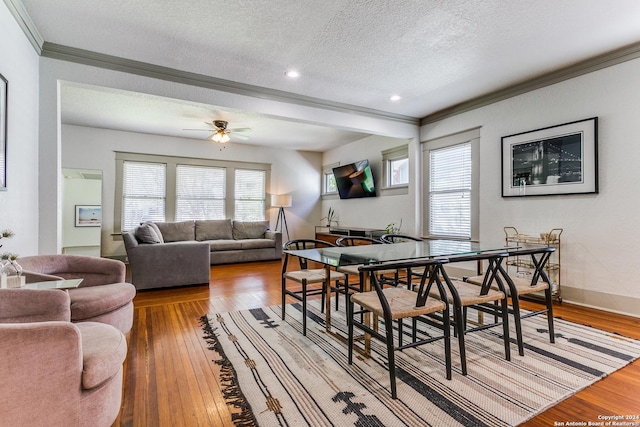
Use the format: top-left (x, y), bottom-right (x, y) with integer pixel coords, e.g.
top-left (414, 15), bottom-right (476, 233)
top-left (228, 127), bottom-right (252, 133)
top-left (231, 133), bottom-right (250, 140)
top-left (183, 128), bottom-right (212, 131)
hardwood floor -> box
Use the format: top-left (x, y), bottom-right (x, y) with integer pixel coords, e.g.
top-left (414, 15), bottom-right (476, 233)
top-left (114, 260), bottom-right (640, 426)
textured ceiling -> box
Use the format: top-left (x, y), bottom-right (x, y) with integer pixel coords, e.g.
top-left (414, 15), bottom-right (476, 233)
top-left (16, 0), bottom-right (640, 150)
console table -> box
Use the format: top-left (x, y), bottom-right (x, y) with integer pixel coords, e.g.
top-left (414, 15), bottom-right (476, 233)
top-left (315, 226), bottom-right (387, 245)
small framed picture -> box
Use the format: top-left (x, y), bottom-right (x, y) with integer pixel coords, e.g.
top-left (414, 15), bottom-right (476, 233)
top-left (75, 205), bottom-right (102, 227)
top-left (501, 117), bottom-right (598, 197)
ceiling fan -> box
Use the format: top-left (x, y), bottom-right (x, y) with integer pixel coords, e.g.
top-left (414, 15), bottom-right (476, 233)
top-left (184, 120), bottom-right (252, 143)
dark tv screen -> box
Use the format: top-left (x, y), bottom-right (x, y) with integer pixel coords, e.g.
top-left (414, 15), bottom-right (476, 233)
top-left (333, 160), bottom-right (377, 199)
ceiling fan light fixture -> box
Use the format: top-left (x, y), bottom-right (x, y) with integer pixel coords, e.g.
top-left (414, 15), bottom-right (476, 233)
top-left (211, 131), bottom-right (230, 143)
top-left (284, 70), bottom-right (300, 78)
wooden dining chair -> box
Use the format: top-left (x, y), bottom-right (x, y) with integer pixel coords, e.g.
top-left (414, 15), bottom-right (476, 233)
top-left (435, 252), bottom-right (512, 376)
top-left (379, 233), bottom-right (427, 288)
top-left (464, 247), bottom-right (556, 356)
top-left (348, 258), bottom-right (452, 399)
top-left (281, 239), bottom-right (346, 335)
top-left (334, 236), bottom-right (399, 310)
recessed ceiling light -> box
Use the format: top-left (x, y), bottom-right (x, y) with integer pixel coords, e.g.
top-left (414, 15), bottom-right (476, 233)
top-left (284, 70), bottom-right (300, 78)
top-left (390, 95), bottom-right (401, 102)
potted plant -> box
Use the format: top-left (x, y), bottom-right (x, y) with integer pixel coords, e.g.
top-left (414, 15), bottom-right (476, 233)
top-left (385, 219), bottom-right (402, 234)
top-left (321, 207), bottom-right (338, 227)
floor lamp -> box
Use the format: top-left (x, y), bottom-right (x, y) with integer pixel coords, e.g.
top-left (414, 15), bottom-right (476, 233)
top-left (272, 194), bottom-right (292, 242)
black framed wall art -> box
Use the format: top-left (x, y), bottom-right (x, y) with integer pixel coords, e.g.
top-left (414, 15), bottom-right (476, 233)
top-left (501, 117), bottom-right (598, 197)
top-left (0, 73), bottom-right (7, 190)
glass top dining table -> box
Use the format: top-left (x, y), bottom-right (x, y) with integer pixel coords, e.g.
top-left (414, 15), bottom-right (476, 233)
top-left (284, 239), bottom-right (517, 335)
top-left (284, 239), bottom-right (513, 268)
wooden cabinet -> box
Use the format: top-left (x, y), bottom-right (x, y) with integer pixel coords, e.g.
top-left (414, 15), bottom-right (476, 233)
top-left (504, 226), bottom-right (562, 301)
top-left (315, 226), bottom-right (386, 245)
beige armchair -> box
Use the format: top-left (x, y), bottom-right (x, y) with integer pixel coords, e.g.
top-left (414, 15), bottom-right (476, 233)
top-left (0, 288), bottom-right (127, 427)
top-left (19, 255), bottom-right (136, 334)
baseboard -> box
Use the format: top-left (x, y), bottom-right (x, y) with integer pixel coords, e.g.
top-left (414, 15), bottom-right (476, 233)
top-left (561, 286), bottom-right (640, 319)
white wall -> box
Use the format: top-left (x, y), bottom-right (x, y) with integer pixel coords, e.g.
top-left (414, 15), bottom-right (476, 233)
top-left (421, 57), bottom-right (640, 316)
top-left (0, 2), bottom-right (40, 257)
top-left (322, 134), bottom-right (419, 234)
top-left (61, 124), bottom-right (322, 257)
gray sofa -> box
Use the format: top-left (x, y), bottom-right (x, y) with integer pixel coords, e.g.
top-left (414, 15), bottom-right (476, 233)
top-left (122, 219), bottom-right (282, 290)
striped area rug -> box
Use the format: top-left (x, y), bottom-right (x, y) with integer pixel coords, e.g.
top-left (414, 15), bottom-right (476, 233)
top-left (201, 301), bottom-right (640, 426)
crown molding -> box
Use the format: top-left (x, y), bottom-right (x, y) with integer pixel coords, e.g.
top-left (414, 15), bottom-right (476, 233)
top-left (3, 0), bottom-right (44, 54)
top-left (40, 42), bottom-right (420, 126)
top-left (421, 41), bottom-right (640, 125)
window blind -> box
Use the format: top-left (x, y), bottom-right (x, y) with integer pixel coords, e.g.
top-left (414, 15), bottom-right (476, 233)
top-left (234, 169), bottom-right (266, 221)
top-left (429, 142), bottom-right (471, 238)
top-left (176, 164), bottom-right (225, 220)
top-left (122, 161), bottom-right (166, 230)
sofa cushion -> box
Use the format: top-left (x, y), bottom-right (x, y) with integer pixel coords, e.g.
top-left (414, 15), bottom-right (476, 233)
top-left (239, 239), bottom-right (276, 250)
top-left (207, 239), bottom-right (243, 251)
top-left (233, 221), bottom-right (269, 239)
top-left (196, 219), bottom-right (233, 241)
top-left (154, 221), bottom-right (195, 242)
top-left (76, 322), bottom-right (127, 390)
top-left (135, 223), bottom-right (162, 244)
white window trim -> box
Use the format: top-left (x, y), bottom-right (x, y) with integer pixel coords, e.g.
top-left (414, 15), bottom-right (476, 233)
top-left (115, 152), bottom-right (270, 232)
top-left (421, 127), bottom-right (480, 241)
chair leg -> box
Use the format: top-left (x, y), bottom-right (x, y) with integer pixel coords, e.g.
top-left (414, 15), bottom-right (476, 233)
top-left (443, 311), bottom-right (452, 380)
top-left (343, 276), bottom-right (352, 311)
top-left (302, 280), bottom-right (308, 336)
top-left (347, 300), bottom-right (354, 365)
top-left (281, 277), bottom-right (286, 320)
top-left (385, 320), bottom-right (398, 399)
top-left (510, 295), bottom-right (525, 356)
top-left (455, 307), bottom-right (467, 375)
top-left (501, 298), bottom-right (511, 361)
top-left (397, 318), bottom-right (403, 348)
top-left (545, 288), bottom-right (555, 343)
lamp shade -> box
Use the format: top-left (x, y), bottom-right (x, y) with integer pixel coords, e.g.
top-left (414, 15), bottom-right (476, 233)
top-left (271, 194), bottom-right (292, 207)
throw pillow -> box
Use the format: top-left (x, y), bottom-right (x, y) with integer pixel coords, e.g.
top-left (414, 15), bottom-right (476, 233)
top-left (144, 221), bottom-right (164, 243)
top-left (135, 223), bottom-right (162, 244)
top-left (232, 220), bottom-right (269, 240)
top-left (195, 219), bottom-right (233, 240)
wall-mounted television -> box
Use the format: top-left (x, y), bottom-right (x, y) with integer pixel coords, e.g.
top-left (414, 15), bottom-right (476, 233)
top-left (332, 159), bottom-right (377, 199)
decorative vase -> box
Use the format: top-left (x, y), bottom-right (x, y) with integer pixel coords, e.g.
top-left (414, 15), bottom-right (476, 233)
top-left (4, 259), bottom-right (22, 277)
top-left (1, 259), bottom-right (24, 288)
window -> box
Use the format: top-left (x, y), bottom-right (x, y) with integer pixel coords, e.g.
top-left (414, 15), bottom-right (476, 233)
top-left (324, 171), bottom-right (337, 194)
top-left (122, 161), bottom-right (166, 230)
top-left (422, 128), bottom-right (479, 240)
top-left (322, 162), bottom-right (339, 196)
top-left (234, 169), bottom-right (266, 221)
top-left (176, 165), bottom-right (225, 220)
top-left (429, 143), bottom-right (471, 238)
top-left (115, 152), bottom-right (270, 231)
top-left (382, 145), bottom-right (409, 188)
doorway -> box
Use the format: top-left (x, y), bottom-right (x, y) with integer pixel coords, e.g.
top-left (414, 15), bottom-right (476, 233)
top-left (62, 168), bottom-right (103, 257)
